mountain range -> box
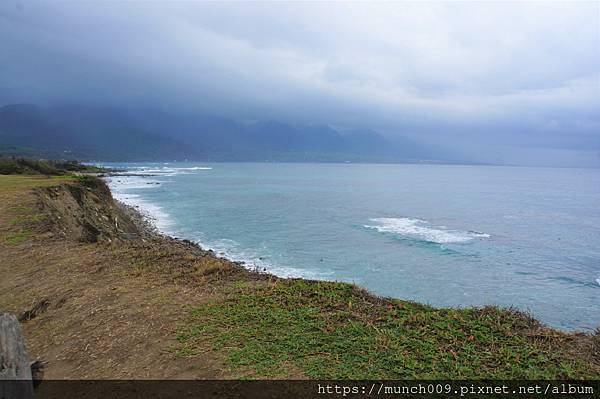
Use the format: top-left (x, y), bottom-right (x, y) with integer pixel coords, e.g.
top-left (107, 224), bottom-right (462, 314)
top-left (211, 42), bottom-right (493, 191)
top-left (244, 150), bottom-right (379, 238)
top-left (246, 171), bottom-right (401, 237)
top-left (0, 104), bottom-right (438, 162)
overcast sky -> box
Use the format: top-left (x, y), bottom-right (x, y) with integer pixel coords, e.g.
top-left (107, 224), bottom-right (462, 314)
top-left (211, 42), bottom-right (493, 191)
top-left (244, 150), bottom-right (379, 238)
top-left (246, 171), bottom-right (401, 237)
top-left (1, 1), bottom-right (599, 166)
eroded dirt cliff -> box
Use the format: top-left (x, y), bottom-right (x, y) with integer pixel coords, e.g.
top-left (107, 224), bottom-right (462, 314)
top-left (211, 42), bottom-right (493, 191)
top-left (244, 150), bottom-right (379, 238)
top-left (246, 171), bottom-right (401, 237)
top-left (35, 177), bottom-right (140, 243)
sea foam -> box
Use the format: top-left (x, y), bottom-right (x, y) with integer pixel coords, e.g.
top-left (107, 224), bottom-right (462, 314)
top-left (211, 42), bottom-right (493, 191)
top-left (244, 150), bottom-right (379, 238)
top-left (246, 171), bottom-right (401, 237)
top-left (364, 217), bottom-right (490, 244)
top-left (113, 165), bottom-right (212, 176)
top-left (193, 237), bottom-right (333, 280)
top-left (106, 176), bottom-right (175, 233)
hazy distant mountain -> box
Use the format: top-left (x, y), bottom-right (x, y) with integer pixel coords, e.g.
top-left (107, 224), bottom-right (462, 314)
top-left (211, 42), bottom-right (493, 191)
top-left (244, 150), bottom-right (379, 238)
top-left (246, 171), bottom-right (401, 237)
top-left (0, 104), bottom-right (437, 162)
top-left (0, 104), bottom-right (188, 160)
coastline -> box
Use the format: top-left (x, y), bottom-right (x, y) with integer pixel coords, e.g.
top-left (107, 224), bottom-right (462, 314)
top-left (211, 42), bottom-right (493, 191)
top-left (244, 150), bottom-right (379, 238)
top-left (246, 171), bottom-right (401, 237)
top-left (115, 197), bottom-right (256, 274)
top-left (1, 173), bottom-right (598, 379)
top-left (104, 169), bottom-right (600, 332)
top-left (104, 172), bottom-right (311, 278)
top-left (101, 167), bottom-right (600, 332)
top-left (108, 176), bottom-right (270, 276)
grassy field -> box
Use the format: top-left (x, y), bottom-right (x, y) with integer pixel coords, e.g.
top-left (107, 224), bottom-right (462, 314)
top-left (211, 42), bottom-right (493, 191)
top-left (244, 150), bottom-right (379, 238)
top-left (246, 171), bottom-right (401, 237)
top-left (0, 157), bottom-right (107, 176)
top-left (0, 176), bottom-right (71, 246)
top-left (176, 279), bottom-right (598, 379)
top-left (0, 174), bottom-right (74, 191)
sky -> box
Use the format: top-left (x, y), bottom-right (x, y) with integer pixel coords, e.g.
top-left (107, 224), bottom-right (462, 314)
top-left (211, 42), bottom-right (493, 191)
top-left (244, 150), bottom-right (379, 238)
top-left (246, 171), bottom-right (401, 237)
top-left (1, 1), bottom-right (599, 166)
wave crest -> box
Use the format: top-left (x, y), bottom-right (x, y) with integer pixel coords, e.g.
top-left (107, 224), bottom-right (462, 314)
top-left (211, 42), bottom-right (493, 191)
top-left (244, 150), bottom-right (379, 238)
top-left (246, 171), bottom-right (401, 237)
top-left (364, 217), bottom-right (489, 244)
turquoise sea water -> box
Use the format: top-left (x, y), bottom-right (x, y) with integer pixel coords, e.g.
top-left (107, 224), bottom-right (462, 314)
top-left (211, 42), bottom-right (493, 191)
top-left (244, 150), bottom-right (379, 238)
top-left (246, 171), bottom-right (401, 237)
top-left (103, 162), bottom-right (600, 330)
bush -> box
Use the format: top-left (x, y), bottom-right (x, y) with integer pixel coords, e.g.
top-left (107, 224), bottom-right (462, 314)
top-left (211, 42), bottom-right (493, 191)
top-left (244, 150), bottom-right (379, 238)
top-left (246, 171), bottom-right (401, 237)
top-left (0, 157), bottom-right (106, 175)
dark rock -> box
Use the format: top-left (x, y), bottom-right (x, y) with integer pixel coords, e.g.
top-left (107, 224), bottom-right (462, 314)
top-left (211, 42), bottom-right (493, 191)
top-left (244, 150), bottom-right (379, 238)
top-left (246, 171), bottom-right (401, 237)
top-left (18, 299), bottom-right (50, 322)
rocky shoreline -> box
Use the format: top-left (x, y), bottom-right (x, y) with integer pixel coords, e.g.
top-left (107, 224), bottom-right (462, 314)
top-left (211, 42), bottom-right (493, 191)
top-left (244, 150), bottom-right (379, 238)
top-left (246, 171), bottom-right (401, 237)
top-left (109, 178), bottom-right (258, 274)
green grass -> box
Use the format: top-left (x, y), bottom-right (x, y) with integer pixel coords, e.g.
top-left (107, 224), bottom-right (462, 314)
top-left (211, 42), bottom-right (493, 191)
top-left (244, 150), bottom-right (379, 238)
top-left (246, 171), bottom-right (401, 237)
top-left (0, 157), bottom-right (108, 176)
top-left (4, 230), bottom-right (32, 245)
top-left (176, 279), bottom-right (598, 379)
top-left (0, 180), bottom-right (54, 245)
top-left (0, 175), bottom-right (74, 191)
top-left (7, 205), bottom-right (46, 225)
top-left (8, 213), bottom-right (45, 225)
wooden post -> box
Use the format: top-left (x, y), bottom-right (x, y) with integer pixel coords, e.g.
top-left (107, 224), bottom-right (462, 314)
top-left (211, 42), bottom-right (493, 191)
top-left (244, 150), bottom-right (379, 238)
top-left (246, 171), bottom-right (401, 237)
top-left (0, 313), bottom-right (34, 399)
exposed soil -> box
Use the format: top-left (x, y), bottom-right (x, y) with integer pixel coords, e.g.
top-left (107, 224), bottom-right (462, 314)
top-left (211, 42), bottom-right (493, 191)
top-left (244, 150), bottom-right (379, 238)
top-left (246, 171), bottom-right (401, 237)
top-left (0, 177), bottom-right (266, 379)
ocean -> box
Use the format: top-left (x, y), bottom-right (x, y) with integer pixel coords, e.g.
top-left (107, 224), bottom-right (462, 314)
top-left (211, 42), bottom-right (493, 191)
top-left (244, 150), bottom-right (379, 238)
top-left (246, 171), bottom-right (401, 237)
top-left (102, 162), bottom-right (600, 330)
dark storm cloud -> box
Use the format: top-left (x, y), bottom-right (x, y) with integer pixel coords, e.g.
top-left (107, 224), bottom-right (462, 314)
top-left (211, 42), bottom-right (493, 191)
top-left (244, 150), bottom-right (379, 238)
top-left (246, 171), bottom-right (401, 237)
top-left (1, 1), bottom-right (599, 166)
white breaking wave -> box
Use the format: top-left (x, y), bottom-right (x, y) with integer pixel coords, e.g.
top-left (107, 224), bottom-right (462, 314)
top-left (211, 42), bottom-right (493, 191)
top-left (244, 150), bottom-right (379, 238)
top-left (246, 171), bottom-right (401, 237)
top-left (596, 277), bottom-right (600, 287)
top-left (106, 171), bottom-right (328, 281)
top-left (194, 237), bottom-right (333, 280)
top-left (113, 165), bottom-right (212, 176)
top-left (106, 176), bottom-right (175, 233)
top-left (364, 217), bottom-right (490, 244)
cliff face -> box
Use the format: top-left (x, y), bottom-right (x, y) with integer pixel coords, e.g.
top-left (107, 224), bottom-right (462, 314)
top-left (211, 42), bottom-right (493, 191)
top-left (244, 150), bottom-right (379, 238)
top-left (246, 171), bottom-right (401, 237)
top-left (1, 174), bottom-right (251, 379)
top-left (35, 177), bottom-right (140, 243)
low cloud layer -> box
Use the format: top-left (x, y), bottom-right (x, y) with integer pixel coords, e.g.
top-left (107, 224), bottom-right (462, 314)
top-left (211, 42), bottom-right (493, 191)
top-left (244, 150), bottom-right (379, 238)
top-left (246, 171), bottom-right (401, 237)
top-left (1, 1), bottom-right (598, 166)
